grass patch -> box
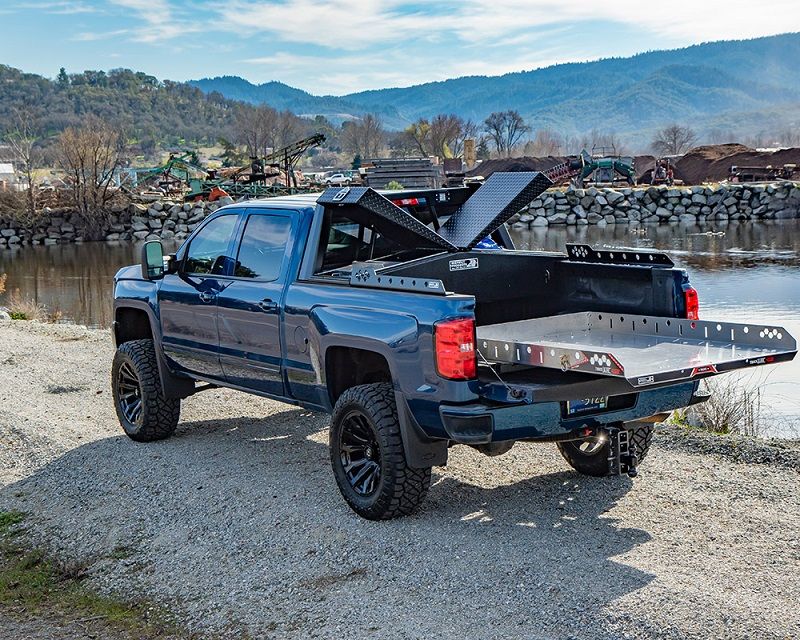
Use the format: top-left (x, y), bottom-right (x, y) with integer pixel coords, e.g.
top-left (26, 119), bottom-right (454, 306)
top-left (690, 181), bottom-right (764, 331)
top-left (1, 288), bottom-right (62, 323)
top-left (0, 510), bottom-right (181, 638)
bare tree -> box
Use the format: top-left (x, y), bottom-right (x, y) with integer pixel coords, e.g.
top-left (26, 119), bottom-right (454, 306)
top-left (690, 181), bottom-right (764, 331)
top-left (388, 129), bottom-right (420, 158)
top-left (452, 119), bottom-right (478, 158)
top-left (707, 128), bottom-right (738, 145)
top-left (57, 116), bottom-right (125, 239)
top-left (342, 114), bottom-right (385, 159)
top-left (651, 124), bottom-right (698, 155)
top-left (234, 105), bottom-right (279, 157)
top-left (483, 110), bottom-right (531, 157)
top-left (523, 129), bottom-right (564, 156)
top-left (429, 114), bottom-right (463, 159)
top-left (4, 111), bottom-right (41, 222)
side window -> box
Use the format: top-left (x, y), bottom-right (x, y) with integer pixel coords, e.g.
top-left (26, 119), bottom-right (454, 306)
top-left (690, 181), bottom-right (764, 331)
top-left (183, 214), bottom-right (238, 275)
top-left (234, 214), bottom-right (292, 280)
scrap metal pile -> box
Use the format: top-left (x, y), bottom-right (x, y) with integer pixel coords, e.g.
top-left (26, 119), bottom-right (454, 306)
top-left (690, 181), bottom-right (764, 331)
top-left (125, 134), bottom-right (326, 202)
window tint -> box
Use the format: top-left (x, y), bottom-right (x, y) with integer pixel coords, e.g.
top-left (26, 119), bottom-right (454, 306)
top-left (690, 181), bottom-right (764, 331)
top-left (234, 215), bottom-right (292, 280)
top-left (318, 213), bottom-right (399, 272)
top-left (184, 214), bottom-right (237, 275)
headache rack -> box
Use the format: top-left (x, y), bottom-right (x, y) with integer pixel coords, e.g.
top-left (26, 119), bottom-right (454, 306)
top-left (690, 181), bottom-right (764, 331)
top-left (477, 312), bottom-right (797, 389)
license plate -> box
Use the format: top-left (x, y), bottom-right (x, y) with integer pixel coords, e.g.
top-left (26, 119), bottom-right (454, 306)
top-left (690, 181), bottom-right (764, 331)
top-left (566, 396), bottom-right (609, 416)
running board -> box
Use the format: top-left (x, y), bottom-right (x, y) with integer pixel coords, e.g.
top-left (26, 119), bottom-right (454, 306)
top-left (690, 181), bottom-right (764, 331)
top-left (477, 312), bottom-right (797, 389)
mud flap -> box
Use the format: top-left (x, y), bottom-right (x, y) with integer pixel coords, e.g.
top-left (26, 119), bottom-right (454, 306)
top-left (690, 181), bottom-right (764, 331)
top-left (395, 392), bottom-right (448, 468)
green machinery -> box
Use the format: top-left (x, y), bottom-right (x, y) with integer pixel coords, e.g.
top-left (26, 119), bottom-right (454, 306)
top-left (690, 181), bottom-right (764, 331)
top-left (573, 147), bottom-right (636, 188)
top-left (127, 151), bottom-right (209, 195)
top-left (186, 134), bottom-right (326, 200)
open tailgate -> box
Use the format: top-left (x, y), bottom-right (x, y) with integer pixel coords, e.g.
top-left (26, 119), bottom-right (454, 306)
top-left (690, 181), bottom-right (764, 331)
top-left (477, 312), bottom-right (797, 389)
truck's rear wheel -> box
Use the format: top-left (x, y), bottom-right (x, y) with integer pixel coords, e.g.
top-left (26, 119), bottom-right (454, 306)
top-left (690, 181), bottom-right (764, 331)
top-left (557, 424), bottom-right (653, 476)
top-left (112, 339), bottom-right (180, 442)
top-left (330, 383), bottom-right (431, 520)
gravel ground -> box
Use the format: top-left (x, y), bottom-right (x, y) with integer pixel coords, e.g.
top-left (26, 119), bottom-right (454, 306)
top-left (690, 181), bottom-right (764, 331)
top-left (1, 320), bottom-right (798, 640)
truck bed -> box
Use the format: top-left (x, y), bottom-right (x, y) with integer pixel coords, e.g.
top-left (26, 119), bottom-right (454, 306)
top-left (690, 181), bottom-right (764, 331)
top-left (477, 311), bottom-right (797, 389)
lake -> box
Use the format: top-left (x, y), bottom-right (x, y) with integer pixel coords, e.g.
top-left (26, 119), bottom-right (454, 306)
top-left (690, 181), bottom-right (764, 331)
top-left (1, 220), bottom-right (798, 437)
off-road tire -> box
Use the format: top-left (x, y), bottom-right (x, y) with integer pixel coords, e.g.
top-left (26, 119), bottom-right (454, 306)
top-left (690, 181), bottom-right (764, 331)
top-left (330, 383), bottom-right (431, 520)
top-left (112, 339), bottom-right (180, 442)
top-left (557, 423), bottom-right (654, 477)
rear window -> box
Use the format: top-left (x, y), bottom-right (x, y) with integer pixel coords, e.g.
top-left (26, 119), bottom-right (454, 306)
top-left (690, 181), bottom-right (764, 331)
top-left (317, 211), bottom-right (401, 273)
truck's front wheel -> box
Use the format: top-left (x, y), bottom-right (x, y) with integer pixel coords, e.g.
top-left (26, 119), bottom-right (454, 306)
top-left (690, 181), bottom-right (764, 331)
top-left (112, 339), bottom-right (180, 442)
top-left (330, 383), bottom-right (431, 520)
top-left (557, 424), bottom-right (653, 477)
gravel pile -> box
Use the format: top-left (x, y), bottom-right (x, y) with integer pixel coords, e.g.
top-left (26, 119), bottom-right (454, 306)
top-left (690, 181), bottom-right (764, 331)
top-left (1, 320), bottom-right (798, 639)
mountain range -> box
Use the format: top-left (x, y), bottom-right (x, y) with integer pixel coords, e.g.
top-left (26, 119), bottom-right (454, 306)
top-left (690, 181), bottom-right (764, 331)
top-left (190, 33), bottom-right (800, 139)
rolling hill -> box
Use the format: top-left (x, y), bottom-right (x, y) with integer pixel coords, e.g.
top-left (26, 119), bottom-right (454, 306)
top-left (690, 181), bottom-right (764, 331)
top-left (190, 33), bottom-right (800, 138)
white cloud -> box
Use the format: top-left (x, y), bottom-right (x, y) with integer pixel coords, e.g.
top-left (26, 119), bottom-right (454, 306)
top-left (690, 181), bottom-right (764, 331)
top-left (24, 1), bottom-right (99, 14)
top-left (107, 0), bottom-right (201, 42)
top-left (217, 0), bottom-right (800, 48)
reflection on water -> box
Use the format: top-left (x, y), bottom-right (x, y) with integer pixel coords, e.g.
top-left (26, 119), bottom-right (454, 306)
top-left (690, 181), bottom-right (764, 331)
top-left (0, 241), bottom-right (177, 329)
top-left (1, 221), bottom-right (798, 436)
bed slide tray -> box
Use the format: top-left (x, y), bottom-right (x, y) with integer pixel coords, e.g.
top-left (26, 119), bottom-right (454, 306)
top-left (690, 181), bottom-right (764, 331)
top-left (476, 312), bottom-right (797, 389)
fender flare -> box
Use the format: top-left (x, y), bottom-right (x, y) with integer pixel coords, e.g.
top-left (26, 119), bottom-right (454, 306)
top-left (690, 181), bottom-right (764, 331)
top-left (112, 300), bottom-right (195, 399)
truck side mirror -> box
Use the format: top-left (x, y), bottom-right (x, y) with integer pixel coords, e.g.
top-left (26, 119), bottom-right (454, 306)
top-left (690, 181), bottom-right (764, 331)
top-left (141, 241), bottom-right (165, 280)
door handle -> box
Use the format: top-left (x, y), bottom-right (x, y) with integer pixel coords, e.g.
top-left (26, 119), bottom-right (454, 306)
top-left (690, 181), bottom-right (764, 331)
top-left (258, 298), bottom-right (279, 313)
top-left (198, 291), bottom-right (216, 303)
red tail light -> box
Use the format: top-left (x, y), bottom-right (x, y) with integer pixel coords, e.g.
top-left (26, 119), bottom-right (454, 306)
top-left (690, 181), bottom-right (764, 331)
top-left (684, 286), bottom-right (699, 320)
top-left (434, 318), bottom-right (477, 380)
top-left (391, 197), bottom-right (421, 207)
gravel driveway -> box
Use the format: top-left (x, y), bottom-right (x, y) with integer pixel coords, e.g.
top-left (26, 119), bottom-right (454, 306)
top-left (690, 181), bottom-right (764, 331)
top-left (1, 321), bottom-right (798, 639)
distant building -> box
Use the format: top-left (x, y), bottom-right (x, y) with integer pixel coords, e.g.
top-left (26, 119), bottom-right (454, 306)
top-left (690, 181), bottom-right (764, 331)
top-left (0, 162), bottom-right (20, 192)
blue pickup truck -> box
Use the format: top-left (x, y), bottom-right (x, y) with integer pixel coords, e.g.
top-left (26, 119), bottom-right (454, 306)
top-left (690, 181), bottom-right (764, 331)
top-left (112, 172), bottom-right (796, 519)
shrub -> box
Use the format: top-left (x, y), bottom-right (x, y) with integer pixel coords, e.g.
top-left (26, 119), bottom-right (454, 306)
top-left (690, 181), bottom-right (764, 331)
top-left (386, 180), bottom-right (404, 190)
top-left (5, 289), bottom-right (48, 322)
top-left (678, 373), bottom-right (768, 437)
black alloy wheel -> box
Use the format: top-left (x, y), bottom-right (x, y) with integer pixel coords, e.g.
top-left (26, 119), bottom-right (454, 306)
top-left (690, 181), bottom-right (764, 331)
top-left (116, 360), bottom-right (143, 425)
top-left (338, 409), bottom-right (382, 496)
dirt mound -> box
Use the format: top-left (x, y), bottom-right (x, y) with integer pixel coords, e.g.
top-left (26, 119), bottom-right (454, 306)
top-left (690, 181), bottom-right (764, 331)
top-left (469, 145), bottom-right (800, 185)
top-left (467, 156), bottom-right (565, 177)
top-left (676, 144), bottom-right (800, 184)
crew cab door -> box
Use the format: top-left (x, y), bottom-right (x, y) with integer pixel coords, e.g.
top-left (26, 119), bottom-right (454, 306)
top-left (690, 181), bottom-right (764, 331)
top-left (158, 212), bottom-right (239, 379)
top-left (216, 210), bottom-right (295, 395)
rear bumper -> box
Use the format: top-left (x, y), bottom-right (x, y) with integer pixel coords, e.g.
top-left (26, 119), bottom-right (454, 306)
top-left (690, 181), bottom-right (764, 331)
top-left (438, 381), bottom-right (701, 444)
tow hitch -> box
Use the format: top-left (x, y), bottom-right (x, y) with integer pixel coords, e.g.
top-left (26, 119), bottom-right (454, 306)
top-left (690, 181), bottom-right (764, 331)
top-left (605, 426), bottom-right (639, 477)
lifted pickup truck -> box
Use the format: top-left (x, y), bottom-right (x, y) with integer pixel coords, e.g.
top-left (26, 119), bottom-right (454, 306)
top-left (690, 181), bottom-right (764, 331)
top-left (112, 172), bottom-right (797, 519)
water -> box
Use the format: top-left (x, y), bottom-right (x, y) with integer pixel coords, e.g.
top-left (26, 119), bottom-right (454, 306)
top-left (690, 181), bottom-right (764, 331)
top-left (1, 221), bottom-right (798, 436)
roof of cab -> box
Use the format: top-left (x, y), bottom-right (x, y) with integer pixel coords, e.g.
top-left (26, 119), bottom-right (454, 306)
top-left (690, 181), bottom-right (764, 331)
top-left (229, 193), bottom-right (323, 209)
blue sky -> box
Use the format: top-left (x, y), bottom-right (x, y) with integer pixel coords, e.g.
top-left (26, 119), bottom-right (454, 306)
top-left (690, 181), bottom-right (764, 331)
top-left (1, 1), bottom-right (799, 95)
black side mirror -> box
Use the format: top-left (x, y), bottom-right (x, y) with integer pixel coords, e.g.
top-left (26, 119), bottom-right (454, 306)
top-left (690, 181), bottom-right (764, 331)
top-left (141, 241), bottom-right (165, 280)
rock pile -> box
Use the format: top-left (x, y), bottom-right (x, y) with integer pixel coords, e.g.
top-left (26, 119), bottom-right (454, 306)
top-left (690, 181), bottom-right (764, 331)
top-left (0, 196), bottom-right (234, 248)
top-left (507, 182), bottom-right (800, 228)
